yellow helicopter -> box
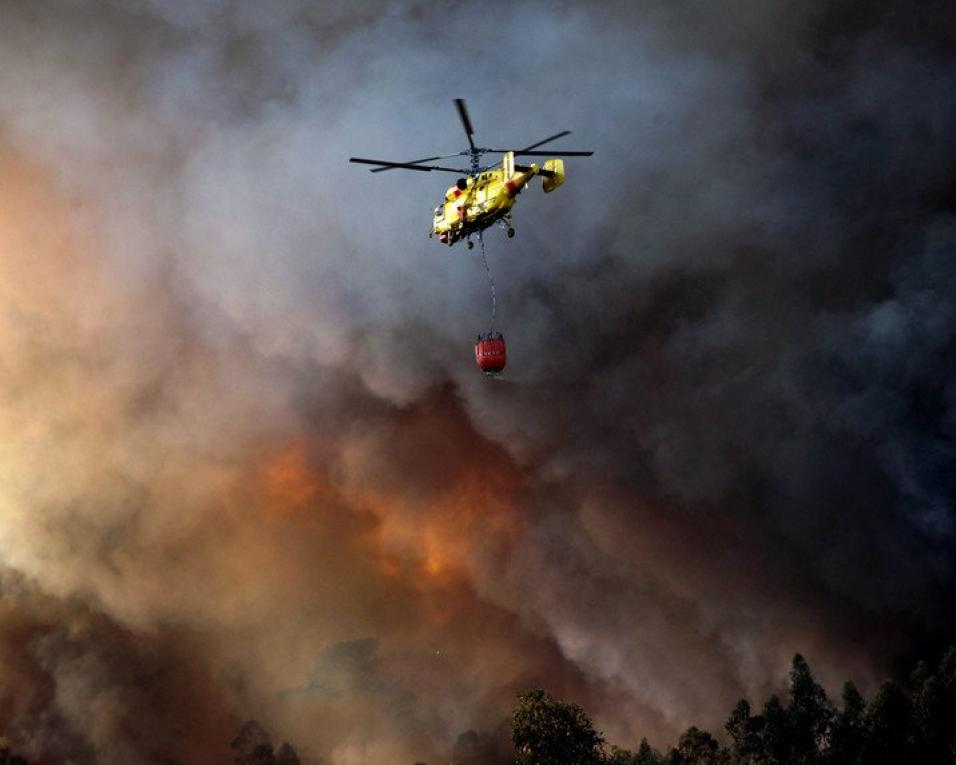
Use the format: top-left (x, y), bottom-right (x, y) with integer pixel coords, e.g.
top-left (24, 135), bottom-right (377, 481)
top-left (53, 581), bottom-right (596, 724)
top-left (350, 99), bottom-right (592, 248)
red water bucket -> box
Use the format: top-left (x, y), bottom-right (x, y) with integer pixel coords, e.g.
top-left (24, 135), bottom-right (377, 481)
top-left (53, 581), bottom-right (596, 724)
top-left (475, 331), bottom-right (506, 376)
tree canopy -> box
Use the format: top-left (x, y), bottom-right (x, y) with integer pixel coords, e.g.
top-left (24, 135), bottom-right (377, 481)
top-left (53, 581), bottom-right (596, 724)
top-left (500, 646), bottom-right (956, 765)
top-left (512, 688), bottom-right (606, 765)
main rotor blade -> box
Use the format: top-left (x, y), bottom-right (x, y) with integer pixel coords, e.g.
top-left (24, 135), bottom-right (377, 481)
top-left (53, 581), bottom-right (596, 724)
top-left (519, 130), bottom-right (571, 152)
top-left (349, 157), bottom-right (469, 174)
top-left (454, 98), bottom-right (476, 151)
top-left (370, 153), bottom-right (462, 173)
top-left (351, 157), bottom-right (432, 171)
top-left (409, 165), bottom-right (471, 174)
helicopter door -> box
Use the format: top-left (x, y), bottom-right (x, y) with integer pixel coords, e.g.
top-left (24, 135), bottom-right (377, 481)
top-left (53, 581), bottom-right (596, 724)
top-left (474, 178), bottom-right (488, 205)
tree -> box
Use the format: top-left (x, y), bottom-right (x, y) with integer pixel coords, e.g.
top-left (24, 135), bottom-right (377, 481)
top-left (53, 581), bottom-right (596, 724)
top-left (725, 699), bottom-right (763, 764)
top-left (232, 721), bottom-right (275, 765)
top-left (674, 726), bottom-right (722, 764)
top-left (824, 681), bottom-right (865, 765)
top-left (512, 689), bottom-right (605, 765)
top-left (231, 720), bottom-right (300, 765)
top-left (935, 646), bottom-right (956, 760)
top-left (758, 694), bottom-right (792, 765)
top-left (634, 737), bottom-right (664, 765)
top-left (910, 646), bottom-right (956, 764)
top-left (663, 749), bottom-right (681, 765)
top-left (909, 660), bottom-right (931, 690)
top-left (862, 681), bottom-right (913, 765)
top-left (274, 743), bottom-right (300, 765)
top-left (787, 654), bottom-right (834, 763)
top-left (605, 745), bottom-right (634, 764)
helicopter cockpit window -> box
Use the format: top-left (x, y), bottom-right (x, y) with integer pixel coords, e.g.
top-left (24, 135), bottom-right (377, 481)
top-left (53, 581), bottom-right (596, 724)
top-left (434, 207), bottom-right (443, 217)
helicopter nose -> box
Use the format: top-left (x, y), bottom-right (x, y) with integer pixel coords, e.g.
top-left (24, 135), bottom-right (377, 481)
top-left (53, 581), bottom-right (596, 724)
top-left (438, 232), bottom-right (448, 243)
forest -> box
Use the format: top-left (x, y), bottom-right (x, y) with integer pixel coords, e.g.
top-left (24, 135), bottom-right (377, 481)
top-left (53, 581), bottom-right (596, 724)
top-left (504, 647), bottom-right (956, 765)
top-left (1, 647), bottom-right (954, 763)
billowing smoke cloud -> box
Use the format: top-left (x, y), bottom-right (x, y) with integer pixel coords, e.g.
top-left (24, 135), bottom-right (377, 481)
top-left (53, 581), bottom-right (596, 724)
top-left (0, 0), bottom-right (954, 762)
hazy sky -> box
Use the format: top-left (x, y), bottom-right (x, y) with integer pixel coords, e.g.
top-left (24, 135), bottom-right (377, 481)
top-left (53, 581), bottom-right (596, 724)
top-left (0, 1), bottom-right (954, 762)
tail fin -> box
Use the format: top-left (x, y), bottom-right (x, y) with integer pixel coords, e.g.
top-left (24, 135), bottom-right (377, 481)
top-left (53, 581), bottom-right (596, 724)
top-left (542, 159), bottom-right (565, 193)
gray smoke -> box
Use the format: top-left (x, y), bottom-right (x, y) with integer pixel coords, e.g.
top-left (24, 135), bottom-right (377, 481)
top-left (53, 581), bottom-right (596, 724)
top-left (0, 0), bottom-right (954, 762)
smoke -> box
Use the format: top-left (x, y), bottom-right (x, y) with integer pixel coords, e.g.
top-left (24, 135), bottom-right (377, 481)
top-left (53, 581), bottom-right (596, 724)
top-left (0, 0), bottom-right (954, 761)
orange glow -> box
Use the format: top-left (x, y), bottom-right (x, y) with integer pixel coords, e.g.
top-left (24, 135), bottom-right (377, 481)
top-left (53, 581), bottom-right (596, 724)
top-left (258, 442), bottom-right (320, 515)
top-left (423, 538), bottom-right (446, 576)
top-left (356, 464), bottom-right (522, 584)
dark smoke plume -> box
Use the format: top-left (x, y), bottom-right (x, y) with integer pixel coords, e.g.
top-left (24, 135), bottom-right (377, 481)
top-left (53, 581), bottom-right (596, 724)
top-left (0, 0), bottom-right (954, 762)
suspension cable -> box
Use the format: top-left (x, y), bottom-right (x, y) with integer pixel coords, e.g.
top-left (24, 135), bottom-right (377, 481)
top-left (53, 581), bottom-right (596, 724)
top-left (478, 230), bottom-right (496, 333)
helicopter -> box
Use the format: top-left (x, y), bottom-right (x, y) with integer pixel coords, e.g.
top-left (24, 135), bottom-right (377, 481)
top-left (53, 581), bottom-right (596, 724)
top-left (349, 99), bottom-right (592, 248)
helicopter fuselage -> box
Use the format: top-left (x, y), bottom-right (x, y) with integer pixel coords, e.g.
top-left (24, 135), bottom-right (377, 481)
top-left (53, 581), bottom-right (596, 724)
top-left (430, 155), bottom-right (564, 246)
